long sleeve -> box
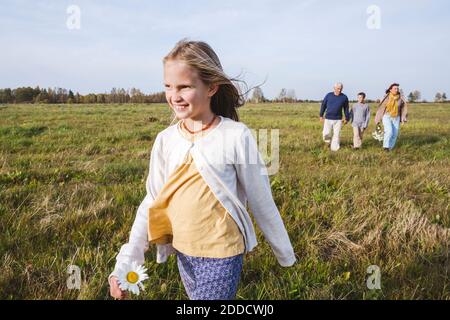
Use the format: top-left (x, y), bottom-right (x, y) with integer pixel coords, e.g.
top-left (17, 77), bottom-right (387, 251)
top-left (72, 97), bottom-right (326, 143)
top-left (343, 97), bottom-right (350, 121)
top-left (364, 105), bottom-right (371, 128)
top-left (349, 104), bottom-right (355, 123)
top-left (374, 94), bottom-right (389, 124)
top-left (400, 97), bottom-right (408, 122)
top-left (109, 133), bottom-right (165, 280)
top-left (233, 128), bottom-right (296, 267)
top-left (319, 94), bottom-right (328, 117)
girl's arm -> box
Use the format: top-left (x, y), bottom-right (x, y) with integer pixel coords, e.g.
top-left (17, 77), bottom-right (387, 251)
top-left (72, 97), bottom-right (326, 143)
top-left (109, 133), bottom-right (164, 280)
top-left (234, 128), bottom-right (296, 267)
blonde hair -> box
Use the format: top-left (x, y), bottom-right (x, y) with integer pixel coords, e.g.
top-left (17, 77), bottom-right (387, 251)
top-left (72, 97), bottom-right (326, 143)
top-left (163, 39), bottom-right (247, 123)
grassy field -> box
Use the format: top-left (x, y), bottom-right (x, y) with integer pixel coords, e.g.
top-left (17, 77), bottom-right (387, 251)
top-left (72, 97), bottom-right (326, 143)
top-left (0, 102), bottom-right (449, 300)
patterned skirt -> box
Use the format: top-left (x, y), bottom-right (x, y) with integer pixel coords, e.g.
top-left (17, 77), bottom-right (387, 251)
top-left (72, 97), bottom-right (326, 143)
top-left (175, 249), bottom-right (244, 300)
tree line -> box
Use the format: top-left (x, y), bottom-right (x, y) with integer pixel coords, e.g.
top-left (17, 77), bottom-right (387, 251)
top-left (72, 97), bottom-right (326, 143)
top-left (0, 87), bottom-right (166, 104)
top-left (249, 88), bottom-right (448, 104)
top-left (0, 86), bottom-right (447, 104)
top-left (405, 90), bottom-right (447, 103)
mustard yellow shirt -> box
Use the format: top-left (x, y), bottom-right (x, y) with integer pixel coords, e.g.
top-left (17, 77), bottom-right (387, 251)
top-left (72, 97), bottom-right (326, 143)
top-left (147, 151), bottom-right (245, 258)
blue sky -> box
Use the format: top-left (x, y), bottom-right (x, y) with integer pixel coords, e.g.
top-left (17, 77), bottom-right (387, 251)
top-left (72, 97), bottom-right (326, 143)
top-left (1, 0), bottom-right (449, 100)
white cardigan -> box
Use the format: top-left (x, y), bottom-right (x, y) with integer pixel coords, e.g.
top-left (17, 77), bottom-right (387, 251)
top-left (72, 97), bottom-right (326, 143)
top-left (110, 116), bottom-right (296, 279)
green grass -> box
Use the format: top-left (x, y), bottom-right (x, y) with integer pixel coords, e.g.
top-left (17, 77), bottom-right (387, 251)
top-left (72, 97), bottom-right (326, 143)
top-left (0, 102), bottom-right (449, 300)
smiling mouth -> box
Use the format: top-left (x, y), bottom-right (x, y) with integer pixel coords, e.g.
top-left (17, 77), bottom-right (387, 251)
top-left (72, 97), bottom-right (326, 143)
top-left (174, 105), bottom-right (189, 111)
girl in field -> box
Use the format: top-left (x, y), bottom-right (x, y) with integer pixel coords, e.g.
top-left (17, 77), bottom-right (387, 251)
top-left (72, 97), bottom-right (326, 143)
top-left (374, 83), bottom-right (408, 151)
top-left (108, 39), bottom-right (296, 300)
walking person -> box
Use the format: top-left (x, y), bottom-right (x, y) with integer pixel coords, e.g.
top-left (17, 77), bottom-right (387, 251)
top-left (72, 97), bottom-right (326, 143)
top-left (319, 83), bottom-right (350, 151)
top-left (108, 39), bottom-right (296, 300)
top-left (350, 92), bottom-right (370, 149)
top-left (374, 83), bottom-right (408, 151)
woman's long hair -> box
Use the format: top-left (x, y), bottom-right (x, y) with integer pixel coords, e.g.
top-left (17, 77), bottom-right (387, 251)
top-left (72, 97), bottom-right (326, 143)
top-left (385, 83), bottom-right (400, 94)
top-left (163, 39), bottom-right (249, 122)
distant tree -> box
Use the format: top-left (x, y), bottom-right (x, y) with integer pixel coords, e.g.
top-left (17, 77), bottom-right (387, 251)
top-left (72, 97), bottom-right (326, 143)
top-left (47, 88), bottom-right (56, 103)
top-left (286, 89), bottom-right (297, 102)
top-left (250, 87), bottom-right (265, 103)
top-left (146, 91), bottom-right (166, 103)
top-left (55, 88), bottom-right (68, 103)
top-left (0, 88), bottom-right (13, 103)
top-left (35, 88), bottom-right (49, 103)
top-left (118, 88), bottom-right (128, 103)
top-left (33, 86), bottom-right (41, 101)
top-left (434, 92), bottom-right (442, 103)
top-left (130, 88), bottom-right (145, 103)
top-left (84, 93), bottom-right (97, 104)
top-left (408, 90), bottom-right (421, 103)
top-left (434, 92), bottom-right (447, 103)
top-left (14, 87), bottom-right (35, 103)
top-left (67, 90), bottom-right (75, 103)
top-left (277, 88), bottom-right (287, 103)
top-left (407, 92), bottom-right (414, 103)
top-left (109, 88), bottom-right (118, 103)
top-left (96, 93), bottom-right (107, 104)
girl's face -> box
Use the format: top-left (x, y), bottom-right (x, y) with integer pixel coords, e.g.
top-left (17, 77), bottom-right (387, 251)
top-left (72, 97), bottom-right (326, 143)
top-left (164, 59), bottom-right (218, 121)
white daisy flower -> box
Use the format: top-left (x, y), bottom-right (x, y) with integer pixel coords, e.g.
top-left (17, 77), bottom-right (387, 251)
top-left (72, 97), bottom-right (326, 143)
top-left (372, 123), bottom-right (384, 142)
top-left (117, 261), bottom-right (149, 295)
